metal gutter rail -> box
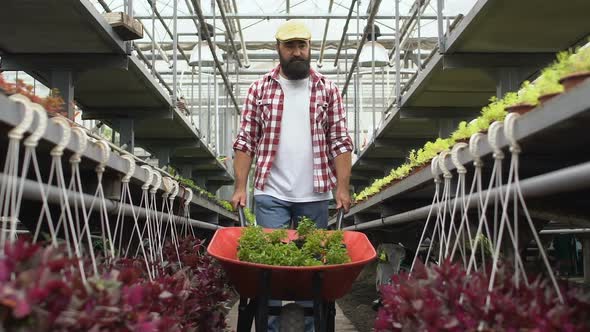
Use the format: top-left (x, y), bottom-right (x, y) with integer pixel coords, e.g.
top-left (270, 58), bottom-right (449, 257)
top-left (346, 161), bottom-right (590, 231)
top-left (332, 79), bottom-right (590, 228)
top-left (0, 174), bottom-right (221, 231)
top-left (0, 93), bottom-right (237, 224)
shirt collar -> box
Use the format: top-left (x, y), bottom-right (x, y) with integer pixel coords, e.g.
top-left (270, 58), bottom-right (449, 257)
top-left (268, 64), bottom-right (324, 87)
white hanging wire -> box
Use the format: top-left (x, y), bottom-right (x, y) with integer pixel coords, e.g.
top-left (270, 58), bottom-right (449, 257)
top-left (466, 126), bottom-right (506, 275)
top-left (486, 113), bottom-right (564, 304)
top-left (67, 127), bottom-right (99, 277)
top-left (181, 188), bottom-right (196, 238)
top-left (162, 178), bottom-right (182, 267)
top-left (47, 117), bottom-right (88, 284)
top-left (112, 154), bottom-right (135, 258)
top-left (130, 167), bottom-right (161, 274)
top-left (12, 100), bottom-right (58, 248)
top-left (112, 155), bottom-right (154, 281)
top-left (124, 166), bottom-right (154, 267)
top-left (449, 142), bottom-right (481, 268)
top-left (76, 140), bottom-right (116, 261)
top-left (410, 156), bottom-right (442, 274)
top-left (483, 121), bottom-right (528, 289)
top-left (0, 94), bottom-right (34, 253)
top-left (444, 143), bottom-right (470, 266)
top-left (437, 150), bottom-right (456, 263)
top-left (150, 170), bottom-right (164, 264)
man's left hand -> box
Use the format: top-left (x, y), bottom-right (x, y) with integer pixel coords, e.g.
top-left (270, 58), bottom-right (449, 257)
top-left (335, 186), bottom-right (351, 213)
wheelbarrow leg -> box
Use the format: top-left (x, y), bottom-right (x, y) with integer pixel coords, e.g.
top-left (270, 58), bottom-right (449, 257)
top-left (254, 270), bottom-right (271, 332)
top-left (326, 301), bottom-right (335, 332)
top-left (237, 297), bottom-right (256, 332)
top-left (313, 272), bottom-right (327, 332)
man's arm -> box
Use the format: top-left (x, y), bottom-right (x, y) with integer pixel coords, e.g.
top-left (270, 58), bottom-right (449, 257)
top-left (327, 82), bottom-right (354, 212)
top-left (231, 81), bottom-right (261, 209)
top-left (231, 151), bottom-right (253, 208)
top-left (334, 151), bottom-right (352, 212)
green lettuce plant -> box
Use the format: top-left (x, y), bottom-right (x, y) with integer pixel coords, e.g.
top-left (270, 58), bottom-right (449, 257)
top-left (561, 46), bottom-right (590, 75)
top-left (536, 66), bottom-right (565, 96)
top-left (515, 80), bottom-right (540, 106)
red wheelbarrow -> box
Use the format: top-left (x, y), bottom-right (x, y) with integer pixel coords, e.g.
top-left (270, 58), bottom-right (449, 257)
top-left (207, 208), bottom-right (376, 332)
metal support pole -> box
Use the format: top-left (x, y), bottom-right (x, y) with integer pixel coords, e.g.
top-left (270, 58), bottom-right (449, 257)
top-left (191, 0), bottom-right (241, 115)
top-left (231, 0), bottom-right (250, 68)
top-left (437, 0), bottom-right (445, 52)
top-left (583, 236), bottom-right (590, 284)
top-left (334, 0), bottom-right (357, 67)
top-left (146, 0), bottom-right (190, 62)
top-left (317, 0), bottom-right (335, 67)
top-left (119, 119), bottom-right (135, 152)
top-left (213, 0), bottom-right (219, 154)
top-left (50, 70), bottom-right (75, 119)
top-left (154, 147), bottom-right (171, 168)
top-left (371, 22), bottom-right (376, 138)
top-left (216, 0), bottom-right (242, 67)
top-left (0, 175), bottom-right (220, 231)
top-left (394, 0), bottom-right (401, 105)
top-left (172, 0), bottom-right (178, 102)
top-left (151, 0), bottom-right (156, 76)
top-left (286, 0), bottom-right (290, 18)
top-left (354, 73), bottom-right (360, 155)
top-left (417, 0), bottom-right (422, 71)
top-left (207, 75), bottom-right (211, 145)
top-left (341, 0), bottom-right (382, 96)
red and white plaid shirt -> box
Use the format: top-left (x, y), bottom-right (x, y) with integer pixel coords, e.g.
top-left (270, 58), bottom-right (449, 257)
top-left (233, 65), bottom-right (353, 193)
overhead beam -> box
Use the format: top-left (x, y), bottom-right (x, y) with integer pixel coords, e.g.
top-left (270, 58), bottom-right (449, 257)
top-left (400, 107), bottom-right (481, 119)
top-left (351, 169), bottom-right (388, 180)
top-left (136, 138), bottom-right (201, 149)
top-left (81, 107), bottom-right (173, 120)
top-left (171, 156), bottom-right (217, 165)
top-left (442, 53), bottom-right (556, 69)
top-left (134, 14), bottom-right (455, 20)
top-left (0, 54), bottom-right (129, 73)
top-left (357, 158), bottom-right (405, 169)
top-left (373, 138), bottom-right (428, 150)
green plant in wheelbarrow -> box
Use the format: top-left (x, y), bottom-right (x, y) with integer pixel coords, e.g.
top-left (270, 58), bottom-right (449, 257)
top-left (237, 216), bottom-right (350, 266)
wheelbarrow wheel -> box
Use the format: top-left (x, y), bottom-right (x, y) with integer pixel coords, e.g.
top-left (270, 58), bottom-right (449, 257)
top-left (279, 303), bottom-right (305, 332)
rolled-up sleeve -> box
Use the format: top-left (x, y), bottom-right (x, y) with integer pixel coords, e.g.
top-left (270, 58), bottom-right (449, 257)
top-left (233, 82), bottom-right (261, 157)
top-left (327, 82), bottom-right (354, 158)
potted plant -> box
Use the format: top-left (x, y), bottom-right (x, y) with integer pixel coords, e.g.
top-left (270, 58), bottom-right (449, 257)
top-left (450, 121), bottom-right (477, 143)
top-left (536, 66), bottom-right (565, 104)
top-left (504, 82), bottom-right (539, 115)
top-left (558, 47), bottom-right (590, 91)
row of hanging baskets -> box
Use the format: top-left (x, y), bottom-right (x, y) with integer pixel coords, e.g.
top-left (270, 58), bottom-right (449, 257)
top-left (374, 114), bottom-right (590, 331)
top-left (0, 93), bottom-right (231, 331)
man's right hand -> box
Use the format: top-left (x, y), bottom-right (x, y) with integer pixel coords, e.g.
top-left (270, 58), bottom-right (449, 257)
top-left (231, 188), bottom-right (247, 210)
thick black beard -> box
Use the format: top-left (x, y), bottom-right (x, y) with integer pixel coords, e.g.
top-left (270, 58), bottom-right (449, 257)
top-left (279, 50), bottom-right (311, 80)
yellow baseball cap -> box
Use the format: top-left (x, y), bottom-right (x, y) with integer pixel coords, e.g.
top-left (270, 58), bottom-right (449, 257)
top-left (275, 20), bottom-right (311, 42)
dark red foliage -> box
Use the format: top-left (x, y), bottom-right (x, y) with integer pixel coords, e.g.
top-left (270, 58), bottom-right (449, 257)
top-left (0, 236), bottom-right (231, 331)
top-left (375, 259), bottom-right (590, 332)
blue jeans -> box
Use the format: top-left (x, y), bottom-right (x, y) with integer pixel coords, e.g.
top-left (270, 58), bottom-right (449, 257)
top-left (254, 195), bottom-right (330, 332)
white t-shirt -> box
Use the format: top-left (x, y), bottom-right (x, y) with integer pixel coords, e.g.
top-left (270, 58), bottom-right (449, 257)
top-left (254, 75), bottom-right (333, 202)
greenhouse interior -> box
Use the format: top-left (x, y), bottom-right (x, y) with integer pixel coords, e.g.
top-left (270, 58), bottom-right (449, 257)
top-left (1, 0), bottom-right (590, 331)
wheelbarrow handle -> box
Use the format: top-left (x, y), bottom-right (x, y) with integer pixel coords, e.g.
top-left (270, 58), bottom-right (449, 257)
top-left (336, 208), bottom-right (345, 230)
top-left (238, 205), bottom-right (247, 227)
